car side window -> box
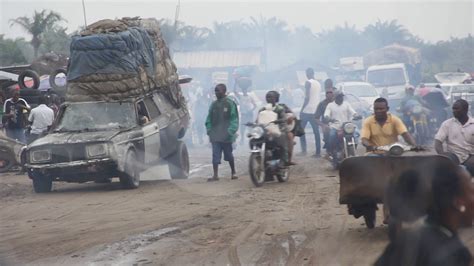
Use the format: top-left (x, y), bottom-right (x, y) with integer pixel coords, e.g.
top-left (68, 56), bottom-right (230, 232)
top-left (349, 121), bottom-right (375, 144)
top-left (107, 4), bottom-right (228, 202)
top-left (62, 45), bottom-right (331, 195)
top-left (137, 101), bottom-right (150, 124)
top-left (144, 97), bottom-right (161, 119)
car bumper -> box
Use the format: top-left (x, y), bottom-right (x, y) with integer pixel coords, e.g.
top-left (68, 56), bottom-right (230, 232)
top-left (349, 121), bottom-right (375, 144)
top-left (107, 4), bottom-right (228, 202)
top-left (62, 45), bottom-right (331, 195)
top-left (25, 158), bottom-right (114, 170)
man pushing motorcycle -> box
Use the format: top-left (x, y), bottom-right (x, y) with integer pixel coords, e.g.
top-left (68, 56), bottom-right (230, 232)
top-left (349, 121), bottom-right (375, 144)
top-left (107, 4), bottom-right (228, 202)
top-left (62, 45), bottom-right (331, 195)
top-left (361, 97), bottom-right (417, 152)
top-left (359, 97), bottom-right (418, 224)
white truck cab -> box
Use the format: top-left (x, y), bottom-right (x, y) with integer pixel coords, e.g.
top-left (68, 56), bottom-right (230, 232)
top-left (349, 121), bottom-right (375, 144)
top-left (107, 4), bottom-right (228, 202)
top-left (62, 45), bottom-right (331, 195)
top-left (366, 63), bottom-right (410, 98)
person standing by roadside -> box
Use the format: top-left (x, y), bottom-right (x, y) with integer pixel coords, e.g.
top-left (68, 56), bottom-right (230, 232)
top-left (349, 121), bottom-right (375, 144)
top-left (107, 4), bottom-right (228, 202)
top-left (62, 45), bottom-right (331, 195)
top-left (27, 96), bottom-right (54, 144)
top-left (299, 68), bottom-right (322, 157)
top-left (3, 90), bottom-right (30, 143)
top-left (234, 79), bottom-right (256, 146)
top-left (205, 84), bottom-right (239, 181)
top-left (434, 99), bottom-right (474, 175)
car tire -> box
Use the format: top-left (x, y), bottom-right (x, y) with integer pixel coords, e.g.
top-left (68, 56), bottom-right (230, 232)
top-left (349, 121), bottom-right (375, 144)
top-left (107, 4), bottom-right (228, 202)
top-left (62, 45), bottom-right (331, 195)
top-left (0, 152), bottom-right (15, 173)
top-left (49, 68), bottom-right (67, 90)
top-left (168, 140), bottom-right (189, 179)
top-left (18, 70), bottom-right (40, 90)
top-left (120, 150), bottom-right (140, 189)
top-left (32, 172), bottom-right (53, 193)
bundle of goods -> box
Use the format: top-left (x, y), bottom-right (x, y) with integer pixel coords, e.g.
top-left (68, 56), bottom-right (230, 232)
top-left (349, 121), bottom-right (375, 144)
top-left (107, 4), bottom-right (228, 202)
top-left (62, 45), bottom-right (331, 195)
top-left (66, 17), bottom-right (185, 108)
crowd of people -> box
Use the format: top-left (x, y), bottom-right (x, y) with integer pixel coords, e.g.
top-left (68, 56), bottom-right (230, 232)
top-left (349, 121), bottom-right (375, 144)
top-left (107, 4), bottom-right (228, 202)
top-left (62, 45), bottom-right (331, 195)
top-left (2, 67), bottom-right (473, 264)
top-left (0, 89), bottom-right (61, 144)
top-left (201, 69), bottom-right (474, 265)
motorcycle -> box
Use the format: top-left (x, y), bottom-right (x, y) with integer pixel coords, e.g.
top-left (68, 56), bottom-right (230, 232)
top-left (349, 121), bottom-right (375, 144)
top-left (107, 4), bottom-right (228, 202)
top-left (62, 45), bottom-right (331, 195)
top-left (402, 100), bottom-right (430, 145)
top-left (246, 121), bottom-right (290, 187)
top-left (339, 143), bottom-right (434, 229)
top-left (327, 117), bottom-right (362, 170)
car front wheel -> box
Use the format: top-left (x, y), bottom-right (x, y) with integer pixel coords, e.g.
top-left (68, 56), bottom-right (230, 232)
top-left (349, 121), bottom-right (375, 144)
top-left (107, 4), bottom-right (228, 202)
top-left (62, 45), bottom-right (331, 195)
top-left (31, 171), bottom-right (53, 193)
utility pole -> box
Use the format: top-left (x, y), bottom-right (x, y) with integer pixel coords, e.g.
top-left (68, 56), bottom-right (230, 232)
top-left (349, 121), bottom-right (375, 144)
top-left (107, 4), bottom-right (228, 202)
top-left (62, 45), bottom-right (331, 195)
top-left (173, 0), bottom-right (181, 41)
top-left (82, 0), bottom-right (88, 29)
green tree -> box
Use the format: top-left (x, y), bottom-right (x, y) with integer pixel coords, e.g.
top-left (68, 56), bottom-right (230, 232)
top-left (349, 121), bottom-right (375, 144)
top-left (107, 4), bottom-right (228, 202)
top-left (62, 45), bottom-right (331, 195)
top-left (41, 26), bottom-right (71, 55)
top-left (363, 19), bottom-right (413, 48)
top-left (9, 9), bottom-right (65, 57)
top-left (0, 35), bottom-right (28, 66)
top-left (316, 22), bottom-right (367, 66)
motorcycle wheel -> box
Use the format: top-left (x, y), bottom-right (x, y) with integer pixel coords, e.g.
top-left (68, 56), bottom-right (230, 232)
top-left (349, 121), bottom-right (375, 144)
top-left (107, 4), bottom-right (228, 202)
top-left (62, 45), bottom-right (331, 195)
top-left (249, 153), bottom-right (265, 187)
top-left (276, 167), bottom-right (289, 183)
top-left (346, 145), bottom-right (356, 157)
top-left (363, 209), bottom-right (376, 229)
top-left (415, 123), bottom-right (427, 145)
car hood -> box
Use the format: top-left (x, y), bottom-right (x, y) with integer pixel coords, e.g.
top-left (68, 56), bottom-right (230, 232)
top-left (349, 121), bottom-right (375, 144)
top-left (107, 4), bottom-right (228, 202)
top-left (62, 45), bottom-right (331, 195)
top-left (28, 130), bottom-right (122, 148)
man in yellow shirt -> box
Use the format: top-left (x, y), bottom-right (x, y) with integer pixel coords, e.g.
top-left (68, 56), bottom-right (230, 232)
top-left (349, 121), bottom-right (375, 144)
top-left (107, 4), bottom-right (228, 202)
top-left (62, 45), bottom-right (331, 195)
top-left (361, 98), bottom-right (416, 151)
top-left (358, 97), bottom-right (417, 225)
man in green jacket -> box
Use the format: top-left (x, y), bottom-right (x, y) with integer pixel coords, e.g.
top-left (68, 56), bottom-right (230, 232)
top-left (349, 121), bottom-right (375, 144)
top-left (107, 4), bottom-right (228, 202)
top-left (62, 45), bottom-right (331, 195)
top-left (205, 84), bottom-right (239, 181)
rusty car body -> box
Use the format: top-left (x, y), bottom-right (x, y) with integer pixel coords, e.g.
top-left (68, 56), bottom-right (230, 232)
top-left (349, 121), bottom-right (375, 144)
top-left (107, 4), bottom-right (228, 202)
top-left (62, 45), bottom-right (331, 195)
top-left (23, 90), bottom-right (190, 192)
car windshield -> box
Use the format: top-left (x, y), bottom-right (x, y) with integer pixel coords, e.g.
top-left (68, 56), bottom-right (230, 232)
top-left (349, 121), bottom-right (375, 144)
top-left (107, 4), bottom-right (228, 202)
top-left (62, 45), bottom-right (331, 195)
top-left (343, 85), bottom-right (378, 97)
top-left (367, 68), bottom-right (406, 87)
top-left (56, 102), bottom-right (136, 132)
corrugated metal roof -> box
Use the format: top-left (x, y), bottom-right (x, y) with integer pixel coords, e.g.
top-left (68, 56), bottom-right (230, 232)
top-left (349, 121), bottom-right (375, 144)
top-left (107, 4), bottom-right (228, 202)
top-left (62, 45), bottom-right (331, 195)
top-left (173, 50), bottom-right (261, 69)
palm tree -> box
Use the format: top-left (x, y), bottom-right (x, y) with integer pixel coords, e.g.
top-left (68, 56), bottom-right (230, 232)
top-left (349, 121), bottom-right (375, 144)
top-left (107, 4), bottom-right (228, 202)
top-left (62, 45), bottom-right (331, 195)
top-left (10, 9), bottom-right (65, 57)
top-left (363, 19), bottom-right (412, 48)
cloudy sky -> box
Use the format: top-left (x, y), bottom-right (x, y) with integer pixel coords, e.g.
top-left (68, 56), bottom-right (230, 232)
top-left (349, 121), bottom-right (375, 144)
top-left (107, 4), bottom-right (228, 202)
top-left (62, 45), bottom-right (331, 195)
top-left (0, 0), bottom-right (472, 43)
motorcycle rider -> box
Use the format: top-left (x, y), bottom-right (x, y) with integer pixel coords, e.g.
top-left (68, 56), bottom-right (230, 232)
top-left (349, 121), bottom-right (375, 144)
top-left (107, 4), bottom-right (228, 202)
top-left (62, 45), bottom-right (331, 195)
top-left (258, 90), bottom-right (295, 167)
top-left (323, 92), bottom-right (360, 157)
top-left (315, 88), bottom-right (335, 155)
top-left (434, 99), bottom-right (474, 175)
top-left (399, 86), bottom-right (426, 130)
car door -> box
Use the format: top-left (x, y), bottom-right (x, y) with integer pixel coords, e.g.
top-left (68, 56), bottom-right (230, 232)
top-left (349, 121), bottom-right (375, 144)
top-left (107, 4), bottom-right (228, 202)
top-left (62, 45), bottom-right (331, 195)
top-left (138, 98), bottom-right (161, 164)
top-left (152, 92), bottom-right (176, 158)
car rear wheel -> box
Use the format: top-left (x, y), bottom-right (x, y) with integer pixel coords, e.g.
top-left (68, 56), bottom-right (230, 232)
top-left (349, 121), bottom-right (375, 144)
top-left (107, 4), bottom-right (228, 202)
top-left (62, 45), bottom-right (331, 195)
top-left (120, 150), bottom-right (140, 189)
top-left (168, 141), bottom-right (189, 179)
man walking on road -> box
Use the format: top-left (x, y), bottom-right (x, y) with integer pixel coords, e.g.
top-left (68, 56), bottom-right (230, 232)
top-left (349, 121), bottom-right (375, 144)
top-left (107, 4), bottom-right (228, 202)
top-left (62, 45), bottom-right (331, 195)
top-left (28, 96), bottom-right (54, 144)
top-left (299, 68), bottom-right (322, 157)
top-left (205, 84), bottom-right (239, 181)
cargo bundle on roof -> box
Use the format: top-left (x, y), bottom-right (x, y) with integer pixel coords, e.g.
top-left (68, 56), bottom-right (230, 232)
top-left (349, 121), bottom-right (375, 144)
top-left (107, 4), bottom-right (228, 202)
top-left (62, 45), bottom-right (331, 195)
top-left (66, 17), bottom-right (184, 108)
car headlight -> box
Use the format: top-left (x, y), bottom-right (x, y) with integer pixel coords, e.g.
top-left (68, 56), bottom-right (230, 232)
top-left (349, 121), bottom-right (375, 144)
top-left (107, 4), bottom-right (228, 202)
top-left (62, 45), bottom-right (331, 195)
top-left (86, 143), bottom-right (108, 158)
top-left (343, 123), bottom-right (356, 134)
top-left (249, 126), bottom-right (264, 139)
top-left (30, 150), bottom-right (51, 163)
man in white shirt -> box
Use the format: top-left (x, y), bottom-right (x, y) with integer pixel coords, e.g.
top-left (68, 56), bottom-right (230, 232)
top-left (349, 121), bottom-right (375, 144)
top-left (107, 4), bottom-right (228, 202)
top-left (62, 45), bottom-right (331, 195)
top-left (28, 96), bottom-right (54, 144)
top-left (435, 99), bottom-right (474, 175)
top-left (324, 92), bottom-right (359, 153)
top-left (299, 68), bottom-right (322, 157)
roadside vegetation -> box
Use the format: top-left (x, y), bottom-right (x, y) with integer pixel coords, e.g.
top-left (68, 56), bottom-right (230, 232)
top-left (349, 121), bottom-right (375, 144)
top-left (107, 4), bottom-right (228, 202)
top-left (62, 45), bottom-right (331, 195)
top-left (1, 9), bottom-right (472, 82)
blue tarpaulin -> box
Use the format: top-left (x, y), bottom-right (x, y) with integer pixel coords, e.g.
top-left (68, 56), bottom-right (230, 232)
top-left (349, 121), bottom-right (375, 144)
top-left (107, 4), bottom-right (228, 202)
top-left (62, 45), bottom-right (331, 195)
top-left (67, 27), bottom-right (156, 81)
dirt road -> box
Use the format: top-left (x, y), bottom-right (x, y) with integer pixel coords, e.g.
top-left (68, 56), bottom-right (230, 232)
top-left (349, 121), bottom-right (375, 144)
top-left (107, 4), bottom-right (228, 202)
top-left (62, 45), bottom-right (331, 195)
top-left (1, 148), bottom-right (473, 265)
